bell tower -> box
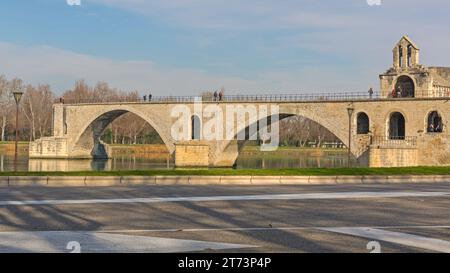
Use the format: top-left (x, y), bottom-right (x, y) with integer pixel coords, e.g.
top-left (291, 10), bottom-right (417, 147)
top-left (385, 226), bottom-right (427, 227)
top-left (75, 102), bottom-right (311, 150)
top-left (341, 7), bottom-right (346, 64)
top-left (393, 35), bottom-right (420, 69)
top-left (380, 35), bottom-right (434, 98)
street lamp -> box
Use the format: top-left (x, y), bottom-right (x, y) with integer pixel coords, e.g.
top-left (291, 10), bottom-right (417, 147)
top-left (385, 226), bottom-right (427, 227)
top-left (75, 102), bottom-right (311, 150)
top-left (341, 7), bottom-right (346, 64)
top-left (346, 107), bottom-right (354, 168)
top-left (13, 91), bottom-right (23, 172)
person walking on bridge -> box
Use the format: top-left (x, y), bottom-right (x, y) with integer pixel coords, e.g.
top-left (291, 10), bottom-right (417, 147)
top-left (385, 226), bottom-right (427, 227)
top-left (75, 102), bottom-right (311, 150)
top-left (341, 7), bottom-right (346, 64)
top-left (213, 90), bottom-right (218, 102)
top-left (219, 89), bottom-right (224, 101)
top-left (391, 89), bottom-right (396, 98)
top-left (368, 87), bottom-right (374, 99)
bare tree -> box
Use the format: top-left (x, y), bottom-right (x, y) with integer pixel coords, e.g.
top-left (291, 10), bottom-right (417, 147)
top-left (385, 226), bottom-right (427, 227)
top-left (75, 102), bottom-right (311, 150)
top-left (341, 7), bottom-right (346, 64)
top-left (279, 116), bottom-right (340, 147)
top-left (21, 84), bottom-right (54, 141)
top-left (0, 77), bottom-right (24, 141)
top-left (0, 75), bottom-right (12, 141)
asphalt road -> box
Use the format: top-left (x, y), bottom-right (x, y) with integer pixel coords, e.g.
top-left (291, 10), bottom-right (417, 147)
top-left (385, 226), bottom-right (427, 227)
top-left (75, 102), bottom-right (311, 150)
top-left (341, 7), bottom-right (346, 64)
top-left (1, 182), bottom-right (450, 253)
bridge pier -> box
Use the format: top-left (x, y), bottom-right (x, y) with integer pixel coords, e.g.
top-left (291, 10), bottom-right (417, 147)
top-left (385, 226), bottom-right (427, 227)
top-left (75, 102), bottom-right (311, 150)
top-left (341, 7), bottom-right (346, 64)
top-left (174, 141), bottom-right (210, 167)
top-left (173, 141), bottom-right (239, 168)
top-left (29, 137), bottom-right (70, 159)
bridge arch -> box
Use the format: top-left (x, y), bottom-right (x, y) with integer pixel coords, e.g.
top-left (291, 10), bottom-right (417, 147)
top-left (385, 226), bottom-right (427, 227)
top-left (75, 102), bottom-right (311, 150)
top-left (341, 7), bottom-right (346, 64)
top-left (71, 105), bottom-right (175, 158)
top-left (213, 109), bottom-right (355, 167)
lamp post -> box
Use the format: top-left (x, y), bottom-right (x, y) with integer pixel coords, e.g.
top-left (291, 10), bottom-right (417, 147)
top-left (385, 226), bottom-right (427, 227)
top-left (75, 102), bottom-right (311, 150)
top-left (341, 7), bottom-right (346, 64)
top-left (13, 91), bottom-right (23, 172)
top-left (346, 107), bottom-right (354, 168)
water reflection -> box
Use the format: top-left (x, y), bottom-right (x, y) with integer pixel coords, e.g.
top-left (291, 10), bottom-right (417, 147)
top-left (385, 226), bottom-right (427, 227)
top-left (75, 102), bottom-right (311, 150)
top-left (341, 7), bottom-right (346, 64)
top-left (0, 155), bottom-right (29, 172)
top-left (235, 149), bottom-right (361, 169)
top-left (0, 154), bottom-right (172, 172)
top-left (0, 148), bottom-right (362, 172)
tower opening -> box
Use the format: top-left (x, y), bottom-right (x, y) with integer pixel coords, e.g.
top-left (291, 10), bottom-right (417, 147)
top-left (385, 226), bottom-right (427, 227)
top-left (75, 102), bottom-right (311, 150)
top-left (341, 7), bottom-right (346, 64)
top-left (394, 76), bottom-right (415, 98)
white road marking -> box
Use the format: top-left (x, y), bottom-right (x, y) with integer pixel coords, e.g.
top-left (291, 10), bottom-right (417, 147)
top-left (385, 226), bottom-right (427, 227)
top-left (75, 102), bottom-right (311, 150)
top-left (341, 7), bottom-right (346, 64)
top-left (0, 191), bottom-right (449, 206)
top-left (319, 227), bottom-right (450, 253)
top-left (0, 231), bottom-right (255, 253)
top-left (97, 225), bottom-right (450, 234)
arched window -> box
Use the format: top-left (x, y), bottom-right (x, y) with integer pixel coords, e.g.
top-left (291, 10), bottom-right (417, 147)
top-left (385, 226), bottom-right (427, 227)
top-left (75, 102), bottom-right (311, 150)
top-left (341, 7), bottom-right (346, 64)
top-left (399, 46), bottom-right (403, 67)
top-left (407, 45), bottom-right (412, 67)
top-left (389, 112), bottom-right (406, 139)
top-left (395, 76), bottom-right (415, 98)
top-left (357, 112), bottom-right (370, 134)
top-left (191, 115), bottom-right (201, 140)
top-left (427, 111), bottom-right (443, 133)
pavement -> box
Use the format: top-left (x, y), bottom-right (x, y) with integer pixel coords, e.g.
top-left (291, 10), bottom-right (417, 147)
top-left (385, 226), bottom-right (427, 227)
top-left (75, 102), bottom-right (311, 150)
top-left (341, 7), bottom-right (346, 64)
top-left (2, 174), bottom-right (449, 187)
top-left (1, 182), bottom-right (450, 252)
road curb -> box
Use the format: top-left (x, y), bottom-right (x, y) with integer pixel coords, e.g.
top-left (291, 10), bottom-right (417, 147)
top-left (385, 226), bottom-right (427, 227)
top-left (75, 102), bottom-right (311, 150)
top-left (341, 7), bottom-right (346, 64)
top-left (0, 175), bottom-right (449, 187)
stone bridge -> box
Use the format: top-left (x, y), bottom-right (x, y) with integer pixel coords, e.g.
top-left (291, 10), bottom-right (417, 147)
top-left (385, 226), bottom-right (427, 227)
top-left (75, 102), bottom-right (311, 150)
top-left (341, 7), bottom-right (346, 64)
top-left (29, 95), bottom-right (450, 168)
top-left (28, 36), bottom-right (450, 168)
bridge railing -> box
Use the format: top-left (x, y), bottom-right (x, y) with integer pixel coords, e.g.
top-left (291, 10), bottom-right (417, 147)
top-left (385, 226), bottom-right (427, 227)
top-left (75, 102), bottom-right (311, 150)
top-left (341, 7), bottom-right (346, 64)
top-left (57, 90), bottom-right (450, 104)
top-left (370, 136), bottom-right (418, 147)
top-left (58, 91), bottom-right (381, 104)
top-left (221, 92), bottom-right (381, 102)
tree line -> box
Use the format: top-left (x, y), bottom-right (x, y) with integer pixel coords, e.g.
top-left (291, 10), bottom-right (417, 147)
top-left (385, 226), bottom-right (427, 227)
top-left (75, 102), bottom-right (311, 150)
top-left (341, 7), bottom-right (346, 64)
top-left (0, 74), bottom-right (340, 147)
top-left (0, 75), bottom-right (162, 144)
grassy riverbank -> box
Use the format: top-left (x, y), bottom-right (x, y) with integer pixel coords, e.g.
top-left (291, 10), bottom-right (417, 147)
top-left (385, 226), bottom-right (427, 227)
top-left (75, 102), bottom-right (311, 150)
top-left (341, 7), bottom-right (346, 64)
top-left (1, 166), bottom-right (449, 176)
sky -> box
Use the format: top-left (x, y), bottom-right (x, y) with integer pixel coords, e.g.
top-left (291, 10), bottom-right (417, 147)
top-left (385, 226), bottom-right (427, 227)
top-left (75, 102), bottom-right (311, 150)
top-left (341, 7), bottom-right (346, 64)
top-left (1, 0), bottom-right (449, 96)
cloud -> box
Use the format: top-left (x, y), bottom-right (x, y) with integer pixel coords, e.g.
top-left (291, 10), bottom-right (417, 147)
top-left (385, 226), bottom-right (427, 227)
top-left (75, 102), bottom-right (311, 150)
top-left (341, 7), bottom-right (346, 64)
top-left (0, 42), bottom-right (375, 96)
top-left (85, 0), bottom-right (367, 30)
top-left (84, 0), bottom-right (450, 34)
top-left (0, 42), bottom-right (265, 95)
top-left (367, 0), bottom-right (382, 6)
top-left (66, 0), bottom-right (81, 6)
top-left (3, 1), bottom-right (450, 96)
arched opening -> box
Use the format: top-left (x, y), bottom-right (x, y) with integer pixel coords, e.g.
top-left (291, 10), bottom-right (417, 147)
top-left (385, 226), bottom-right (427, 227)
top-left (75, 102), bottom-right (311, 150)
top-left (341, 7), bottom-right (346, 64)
top-left (101, 112), bottom-right (166, 145)
top-left (356, 112), bottom-right (370, 134)
top-left (407, 45), bottom-right (412, 67)
top-left (232, 115), bottom-right (354, 169)
top-left (427, 111), bottom-right (443, 133)
top-left (191, 115), bottom-right (201, 140)
top-left (399, 46), bottom-right (403, 68)
top-left (74, 110), bottom-right (172, 168)
top-left (394, 76), bottom-right (415, 98)
top-left (389, 112), bottom-right (406, 139)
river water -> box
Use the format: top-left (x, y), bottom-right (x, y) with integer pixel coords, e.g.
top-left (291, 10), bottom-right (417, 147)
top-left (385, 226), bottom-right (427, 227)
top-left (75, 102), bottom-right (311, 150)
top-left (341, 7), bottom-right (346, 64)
top-left (0, 146), bottom-right (358, 172)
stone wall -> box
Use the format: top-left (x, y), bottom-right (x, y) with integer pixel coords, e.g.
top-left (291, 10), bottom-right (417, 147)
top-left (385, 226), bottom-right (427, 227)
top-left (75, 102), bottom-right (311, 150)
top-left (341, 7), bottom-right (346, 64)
top-left (29, 137), bottom-right (68, 158)
top-left (52, 103), bottom-right (65, 137)
top-left (175, 141), bottom-right (210, 167)
top-left (369, 147), bottom-right (418, 167)
top-left (418, 134), bottom-right (450, 166)
top-left (429, 67), bottom-right (450, 86)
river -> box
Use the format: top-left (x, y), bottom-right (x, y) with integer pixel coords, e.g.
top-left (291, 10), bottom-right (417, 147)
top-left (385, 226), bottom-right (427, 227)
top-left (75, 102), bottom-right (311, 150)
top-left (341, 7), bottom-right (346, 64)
top-left (0, 144), bottom-right (361, 172)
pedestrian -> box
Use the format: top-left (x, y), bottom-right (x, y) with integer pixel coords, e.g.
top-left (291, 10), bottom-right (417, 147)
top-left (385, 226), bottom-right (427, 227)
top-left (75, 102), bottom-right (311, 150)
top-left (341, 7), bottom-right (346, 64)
top-left (143, 95), bottom-right (147, 102)
top-left (219, 89), bottom-right (224, 101)
top-left (213, 90), bottom-right (218, 102)
top-left (368, 87), bottom-right (374, 99)
top-left (149, 93), bottom-right (152, 102)
top-left (391, 89), bottom-right (396, 98)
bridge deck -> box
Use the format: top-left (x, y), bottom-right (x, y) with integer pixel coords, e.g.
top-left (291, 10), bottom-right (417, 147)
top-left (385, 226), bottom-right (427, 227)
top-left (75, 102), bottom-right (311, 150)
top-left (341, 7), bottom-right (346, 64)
top-left (59, 92), bottom-right (450, 105)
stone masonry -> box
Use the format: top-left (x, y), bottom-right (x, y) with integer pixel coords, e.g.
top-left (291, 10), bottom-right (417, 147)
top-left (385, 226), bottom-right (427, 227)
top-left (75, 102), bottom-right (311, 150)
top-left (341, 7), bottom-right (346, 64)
top-left (29, 36), bottom-right (450, 168)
